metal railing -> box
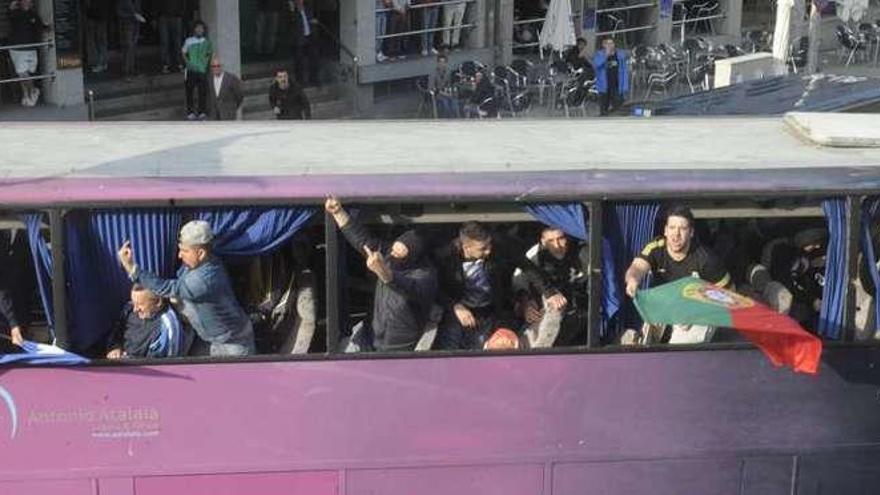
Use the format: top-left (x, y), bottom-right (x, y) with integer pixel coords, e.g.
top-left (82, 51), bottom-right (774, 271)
top-left (512, 12), bottom-right (585, 50)
top-left (0, 40), bottom-right (56, 85)
top-left (376, 0), bottom-right (478, 47)
top-left (314, 20), bottom-right (360, 117)
top-left (375, 0), bottom-right (476, 14)
top-left (87, 89), bottom-right (96, 121)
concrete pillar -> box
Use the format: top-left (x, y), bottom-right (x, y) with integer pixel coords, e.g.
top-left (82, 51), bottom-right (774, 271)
top-left (340, 0), bottom-right (375, 116)
top-left (495, 0), bottom-right (514, 66)
top-left (721, 0), bottom-right (743, 39)
top-left (36, 0), bottom-right (84, 108)
top-left (200, 0), bottom-right (241, 76)
top-left (582, 0), bottom-right (598, 53)
top-left (467, 0), bottom-right (487, 50)
top-left (655, 0), bottom-right (674, 45)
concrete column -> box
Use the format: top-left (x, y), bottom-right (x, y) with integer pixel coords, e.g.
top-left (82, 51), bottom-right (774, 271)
top-left (655, 0), bottom-right (674, 45)
top-left (721, 0), bottom-right (743, 39)
top-left (495, 0), bottom-right (514, 66)
top-left (200, 0), bottom-right (241, 76)
top-left (36, 0), bottom-right (84, 108)
top-left (467, 0), bottom-right (487, 50)
top-left (582, 0), bottom-right (598, 53)
top-left (340, 0), bottom-right (375, 116)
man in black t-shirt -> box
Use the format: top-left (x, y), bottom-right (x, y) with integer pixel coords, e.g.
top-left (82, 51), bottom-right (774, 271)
top-left (624, 205), bottom-right (730, 343)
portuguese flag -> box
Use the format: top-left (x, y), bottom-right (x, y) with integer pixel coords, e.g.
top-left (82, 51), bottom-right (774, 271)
top-left (634, 277), bottom-right (823, 374)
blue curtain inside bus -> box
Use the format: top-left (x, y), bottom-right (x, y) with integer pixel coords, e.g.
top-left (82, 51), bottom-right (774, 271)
top-left (23, 214), bottom-right (55, 337)
top-left (603, 202), bottom-right (661, 335)
top-left (28, 207), bottom-right (316, 353)
top-left (65, 209), bottom-right (181, 352)
top-left (818, 199), bottom-right (847, 340)
top-left (861, 197), bottom-right (880, 334)
top-left (523, 203), bottom-right (622, 338)
top-left (194, 207), bottom-right (316, 257)
top-left (524, 203), bottom-right (587, 239)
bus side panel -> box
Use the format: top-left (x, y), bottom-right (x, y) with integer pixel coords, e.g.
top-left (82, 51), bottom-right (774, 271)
top-left (0, 478), bottom-right (93, 495)
top-left (797, 450), bottom-right (880, 494)
top-left (741, 456), bottom-right (794, 495)
top-left (345, 464), bottom-right (544, 495)
top-left (553, 458), bottom-right (742, 494)
top-left (133, 470), bottom-right (338, 495)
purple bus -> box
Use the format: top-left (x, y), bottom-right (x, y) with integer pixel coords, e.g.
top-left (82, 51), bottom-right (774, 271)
top-left (2, 116), bottom-right (880, 494)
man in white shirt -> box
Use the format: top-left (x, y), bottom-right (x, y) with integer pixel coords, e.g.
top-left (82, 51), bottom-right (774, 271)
top-left (207, 55), bottom-right (243, 120)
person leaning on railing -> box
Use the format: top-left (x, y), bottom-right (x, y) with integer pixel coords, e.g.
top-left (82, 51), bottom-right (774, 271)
top-left (6, 0), bottom-right (50, 107)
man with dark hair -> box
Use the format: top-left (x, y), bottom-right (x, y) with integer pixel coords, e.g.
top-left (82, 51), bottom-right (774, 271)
top-left (288, 0), bottom-right (319, 86)
top-left (434, 221), bottom-right (563, 350)
top-left (117, 220), bottom-right (255, 356)
top-left (269, 68), bottom-right (311, 120)
top-left (593, 37), bottom-right (628, 116)
top-left (182, 20), bottom-right (212, 120)
top-left (325, 197), bottom-right (437, 351)
top-left (428, 53), bottom-right (455, 117)
top-left (106, 285), bottom-right (191, 359)
top-left (516, 226), bottom-right (589, 347)
top-left (624, 205), bottom-right (730, 344)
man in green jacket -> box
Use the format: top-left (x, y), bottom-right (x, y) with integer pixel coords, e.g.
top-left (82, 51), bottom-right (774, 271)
top-left (182, 20), bottom-right (212, 120)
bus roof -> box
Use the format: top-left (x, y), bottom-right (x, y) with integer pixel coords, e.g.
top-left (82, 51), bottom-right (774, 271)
top-left (2, 115), bottom-right (880, 206)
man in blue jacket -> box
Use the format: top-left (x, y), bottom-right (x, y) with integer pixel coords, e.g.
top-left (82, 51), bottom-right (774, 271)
top-left (593, 37), bottom-right (628, 116)
top-left (117, 220), bottom-right (255, 357)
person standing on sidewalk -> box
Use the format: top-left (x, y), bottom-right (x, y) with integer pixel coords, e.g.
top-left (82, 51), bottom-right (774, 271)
top-left (182, 20), bottom-right (212, 120)
top-left (156, 0), bottom-right (184, 73)
top-left (116, 0), bottom-right (146, 80)
top-left (85, 0), bottom-right (111, 73)
top-left (6, 0), bottom-right (50, 106)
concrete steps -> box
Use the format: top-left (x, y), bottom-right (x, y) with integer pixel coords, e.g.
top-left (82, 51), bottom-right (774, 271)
top-left (87, 61), bottom-right (353, 121)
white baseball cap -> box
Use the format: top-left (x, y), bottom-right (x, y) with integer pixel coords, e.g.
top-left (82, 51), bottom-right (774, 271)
top-left (179, 220), bottom-right (214, 246)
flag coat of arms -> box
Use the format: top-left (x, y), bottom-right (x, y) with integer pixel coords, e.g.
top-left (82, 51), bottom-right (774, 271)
top-left (634, 278), bottom-right (823, 374)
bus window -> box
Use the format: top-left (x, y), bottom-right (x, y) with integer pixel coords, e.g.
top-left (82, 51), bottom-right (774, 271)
top-left (330, 201), bottom-right (591, 354)
top-left (857, 197), bottom-right (880, 341)
top-left (57, 206), bottom-right (324, 361)
top-left (0, 214), bottom-right (48, 349)
top-left (609, 199), bottom-right (831, 346)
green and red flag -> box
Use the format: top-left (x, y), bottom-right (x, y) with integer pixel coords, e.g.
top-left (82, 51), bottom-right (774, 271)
top-left (633, 277), bottom-right (823, 374)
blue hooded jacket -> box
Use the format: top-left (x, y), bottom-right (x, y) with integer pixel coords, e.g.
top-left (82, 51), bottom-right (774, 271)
top-left (593, 50), bottom-right (629, 96)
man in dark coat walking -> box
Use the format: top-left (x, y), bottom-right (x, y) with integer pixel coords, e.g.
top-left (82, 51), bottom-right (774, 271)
top-left (269, 68), bottom-right (311, 120)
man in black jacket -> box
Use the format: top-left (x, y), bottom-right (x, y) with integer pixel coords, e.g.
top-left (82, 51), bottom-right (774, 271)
top-left (269, 69), bottom-right (311, 120)
top-left (288, 0), bottom-right (319, 86)
top-left (516, 227), bottom-right (588, 348)
top-left (434, 221), bottom-right (565, 350)
top-left (156, 0), bottom-right (185, 73)
top-left (325, 196), bottom-right (437, 351)
top-left (106, 285), bottom-right (191, 359)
